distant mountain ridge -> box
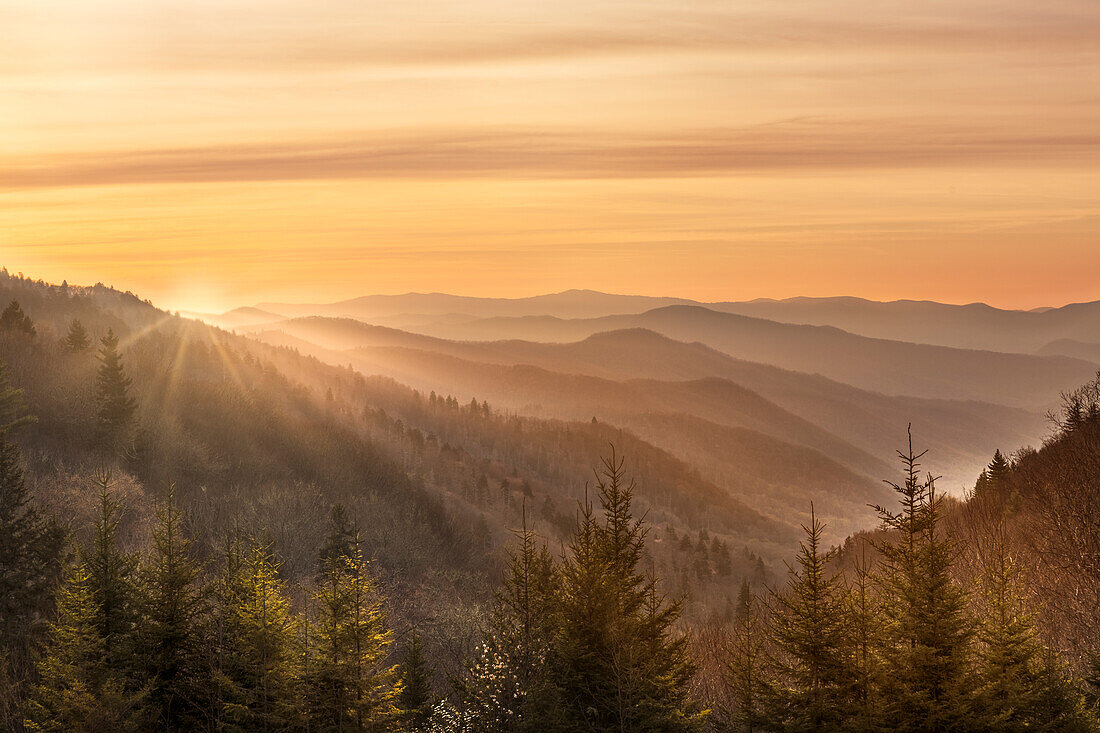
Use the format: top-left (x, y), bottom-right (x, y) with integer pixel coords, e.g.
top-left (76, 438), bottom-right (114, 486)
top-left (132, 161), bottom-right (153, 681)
top-left (244, 316), bottom-right (1050, 492)
top-left (256, 289), bottom-right (695, 321)
top-left (248, 290), bottom-right (1100, 353)
top-left (394, 305), bottom-right (1096, 408)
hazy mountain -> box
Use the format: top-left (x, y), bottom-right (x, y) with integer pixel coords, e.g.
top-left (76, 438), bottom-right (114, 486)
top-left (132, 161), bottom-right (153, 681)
top-left (0, 272), bottom-right (798, 628)
top-left (706, 296), bottom-right (1100, 353)
top-left (1038, 338), bottom-right (1100, 363)
top-left (256, 289), bottom-right (694, 321)
top-left (402, 305), bottom-right (1095, 408)
top-left (248, 318), bottom-right (1045, 490)
top-left (184, 305), bottom-right (286, 330)
top-left (254, 330), bottom-right (893, 535)
top-left (254, 288), bottom-right (1100, 353)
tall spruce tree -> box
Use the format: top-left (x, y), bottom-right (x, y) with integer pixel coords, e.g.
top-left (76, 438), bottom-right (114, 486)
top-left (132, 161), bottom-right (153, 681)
top-left (0, 363), bottom-right (63, 730)
top-left (844, 547), bottom-right (883, 730)
top-left (304, 519), bottom-right (402, 732)
top-left (63, 319), bottom-right (91, 352)
top-left (135, 485), bottom-right (208, 730)
top-left (216, 540), bottom-right (301, 732)
top-left (553, 449), bottom-right (703, 732)
top-left (0, 301), bottom-right (35, 338)
top-left (725, 584), bottom-right (768, 733)
top-left (984, 450), bottom-right (1011, 497)
top-left (455, 507), bottom-right (560, 732)
top-left (94, 329), bottom-right (137, 453)
top-left (85, 473), bottom-right (140, 671)
top-left (768, 505), bottom-right (852, 731)
top-left (873, 430), bottom-right (978, 731)
top-left (25, 563), bottom-right (148, 732)
top-left (398, 633), bottom-right (434, 731)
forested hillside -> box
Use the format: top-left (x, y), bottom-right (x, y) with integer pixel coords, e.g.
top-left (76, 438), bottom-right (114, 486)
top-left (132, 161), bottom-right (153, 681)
top-left (2, 270), bottom-right (1100, 731)
top-left (242, 314), bottom-right (1048, 491)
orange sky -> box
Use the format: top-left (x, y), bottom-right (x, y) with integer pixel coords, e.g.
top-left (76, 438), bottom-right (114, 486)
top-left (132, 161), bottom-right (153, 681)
top-left (2, 0), bottom-right (1099, 313)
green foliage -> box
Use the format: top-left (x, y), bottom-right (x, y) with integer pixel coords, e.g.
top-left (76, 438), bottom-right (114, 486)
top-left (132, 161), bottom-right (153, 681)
top-left (95, 328), bottom-right (137, 452)
top-left (85, 473), bottom-right (141, 669)
top-left (399, 633), bottom-right (434, 730)
top-left (0, 362), bottom-right (63, 728)
top-left (872, 431), bottom-right (979, 730)
top-left (135, 485), bottom-right (208, 730)
top-left (552, 449), bottom-right (704, 732)
top-left (63, 319), bottom-right (91, 352)
top-left (25, 563), bottom-right (148, 732)
top-left (725, 584), bottom-right (768, 732)
top-left (843, 549), bottom-right (883, 730)
top-left (0, 301), bottom-right (35, 338)
top-left (213, 540), bottom-right (301, 731)
top-left (452, 507), bottom-right (561, 732)
top-left (304, 519), bottom-right (402, 732)
top-left (768, 506), bottom-right (853, 730)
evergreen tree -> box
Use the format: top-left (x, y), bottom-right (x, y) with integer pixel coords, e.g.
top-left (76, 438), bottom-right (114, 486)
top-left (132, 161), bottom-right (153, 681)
top-left (455, 506), bottom-right (560, 732)
top-left (317, 503), bottom-right (358, 572)
top-left (844, 548), bottom-right (883, 730)
top-left (734, 579), bottom-right (752, 621)
top-left (135, 485), bottom-right (208, 730)
top-left (971, 520), bottom-right (1097, 730)
top-left (304, 522), bottom-right (402, 732)
top-left (63, 319), bottom-right (91, 352)
top-left (216, 541), bottom-right (301, 731)
top-left (0, 361), bottom-right (63, 723)
top-left (84, 473), bottom-right (140, 670)
top-left (873, 430), bottom-right (978, 731)
top-left (725, 585), bottom-right (768, 733)
top-left (984, 450), bottom-right (1011, 497)
top-left (0, 301), bottom-right (35, 338)
top-left (94, 329), bottom-right (137, 452)
top-left (399, 633), bottom-right (434, 731)
top-left (25, 563), bottom-right (147, 732)
top-left (553, 449), bottom-right (704, 732)
top-left (768, 505), bottom-right (852, 731)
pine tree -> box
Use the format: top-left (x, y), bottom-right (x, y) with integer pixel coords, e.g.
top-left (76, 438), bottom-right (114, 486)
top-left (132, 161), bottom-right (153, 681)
top-left (873, 430), bottom-right (978, 731)
top-left (984, 450), bottom-right (1011, 496)
top-left (0, 301), bottom-right (35, 338)
top-left (84, 473), bottom-right (140, 670)
top-left (0, 361), bottom-right (63, 719)
top-left (304, 525), bottom-right (402, 732)
top-left (95, 329), bottom-right (137, 452)
top-left (63, 319), bottom-right (91, 352)
top-left (456, 506), bottom-right (560, 732)
top-left (844, 548), bottom-right (883, 730)
top-left (768, 505), bottom-right (852, 731)
top-left (725, 584), bottom-right (768, 733)
top-left (553, 449), bottom-right (704, 732)
top-left (135, 485), bottom-right (208, 730)
top-left (734, 579), bottom-right (753, 621)
top-left (317, 503), bottom-right (358, 572)
top-left (216, 541), bottom-right (301, 731)
top-left (399, 633), bottom-right (433, 731)
top-left (25, 563), bottom-right (147, 732)
top-left (970, 518), bottom-right (1097, 730)
top-left (27, 475), bottom-right (147, 731)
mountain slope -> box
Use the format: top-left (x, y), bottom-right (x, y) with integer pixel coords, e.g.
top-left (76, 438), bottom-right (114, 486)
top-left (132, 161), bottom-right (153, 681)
top-left (257, 289), bottom-right (694, 321)
top-left (404, 305), bottom-right (1095, 407)
top-left (708, 296), bottom-right (1100, 353)
top-left (248, 317), bottom-right (1048, 489)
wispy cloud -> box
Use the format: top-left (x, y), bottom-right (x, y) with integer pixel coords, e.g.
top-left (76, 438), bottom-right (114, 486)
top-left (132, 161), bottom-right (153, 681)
top-left (5, 120), bottom-right (1098, 189)
top-left (4, 0), bottom-right (1099, 76)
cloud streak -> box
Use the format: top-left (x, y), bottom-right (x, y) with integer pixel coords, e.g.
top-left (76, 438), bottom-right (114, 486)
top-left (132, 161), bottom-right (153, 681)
top-left (6, 121), bottom-right (1098, 189)
top-left (4, 0), bottom-right (1099, 76)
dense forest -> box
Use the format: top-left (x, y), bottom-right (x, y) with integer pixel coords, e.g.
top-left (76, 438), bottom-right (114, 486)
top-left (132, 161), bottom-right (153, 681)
top-left (2, 270), bottom-right (1100, 731)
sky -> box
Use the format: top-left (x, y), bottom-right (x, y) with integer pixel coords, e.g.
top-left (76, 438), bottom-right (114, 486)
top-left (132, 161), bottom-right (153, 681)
top-left (2, 0), bottom-right (1099, 313)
